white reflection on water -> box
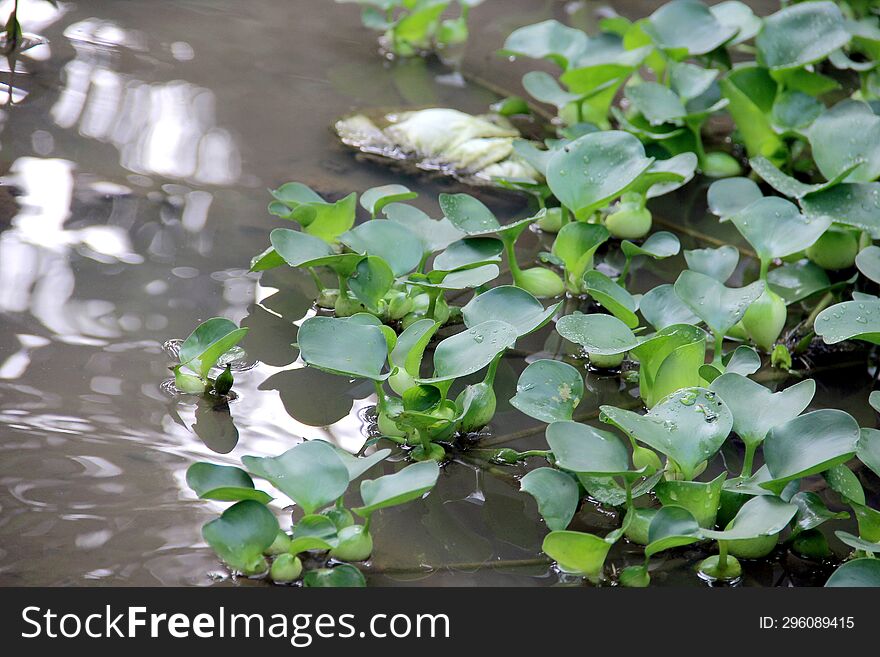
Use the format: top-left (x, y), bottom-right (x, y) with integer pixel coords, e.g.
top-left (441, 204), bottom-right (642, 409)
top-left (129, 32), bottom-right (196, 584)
top-left (51, 18), bottom-right (241, 185)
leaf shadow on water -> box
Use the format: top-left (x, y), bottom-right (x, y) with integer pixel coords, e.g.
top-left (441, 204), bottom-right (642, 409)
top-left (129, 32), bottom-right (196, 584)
top-left (192, 397), bottom-right (240, 454)
top-left (258, 367), bottom-right (366, 427)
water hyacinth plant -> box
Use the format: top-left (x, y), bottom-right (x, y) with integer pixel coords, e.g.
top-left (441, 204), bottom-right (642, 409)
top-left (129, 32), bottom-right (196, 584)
top-left (169, 0), bottom-right (880, 587)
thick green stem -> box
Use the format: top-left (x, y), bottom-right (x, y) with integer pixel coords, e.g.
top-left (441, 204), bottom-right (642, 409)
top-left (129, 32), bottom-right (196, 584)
top-left (426, 287), bottom-right (442, 319)
top-left (718, 540), bottom-right (729, 570)
top-left (483, 352), bottom-right (503, 387)
top-left (759, 258), bottom-right (770, 282)
top-left (307, 267), bottom-right (325, 293)
top-left (713, 331), bottom-right (724, 366)
top-left (741, 442), bottom-right (758, 478)
top-left (620, 256), bottom-right (633, 287)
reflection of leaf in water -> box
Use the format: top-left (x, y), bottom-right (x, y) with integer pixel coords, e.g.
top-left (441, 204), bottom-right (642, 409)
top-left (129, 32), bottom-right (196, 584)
top-left (241, 304), bottom-right (298, 367)
top-left (327, 59), bottom-right (438, 107)
top-left (259, 367), bottom-right (359, 427)
top-left (192, 398), bottom-right (239, 454)
top-left (480, 475), bottom-right (543, 552)
top-left (420, 485), bottom-right (493, 570)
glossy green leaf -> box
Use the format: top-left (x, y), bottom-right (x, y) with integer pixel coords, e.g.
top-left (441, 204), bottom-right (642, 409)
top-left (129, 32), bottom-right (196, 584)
top-left (719, 65), bottom-right (785, 162)
top-left (262, 228), bottom-right (333, 269)
top-left (556, 312), bottom-right (639, 355)
top-left (583, 270), bottom-right (639, 328)
top-left (291, 514), bottom-right (338, 549)
top-left (771, 90), bottom-right (823, 134)
top-left (520, 467), bottom-right (579, 531)
top-left (626, 82), bottom-right (686, 126)
top-left (674, 270), bottom-right (764, 335)
top-left (186, 463), bottom-right (272, 504)
top-left (826, 558), bottom-right (880, 587)
top-left (835, 532), bottom-right (880, 555)
top-left (683, 245), bottom-right (739, 282)
top-left (523, 71), bottom-right (580, 110)
top-left (801, 183), bottom-right (880, 238)
top-left (645, 0), bottom-right (737, 56)
top-left (243, 441), bottom-right (350, 514)
top-left (815, 300), bottom-right (880, 346)
top-left (761, 410), bottom-right (860, 494)
top-left (433, 237), bottom-right (503, 272)
top-left (767, 261), bottom-right (831, 304)
top-left (644, 153), bottom-right (698, 198)
top-left (791, 492), bottom-right (849, 533)
top-left (298, 316), bottom-right (389, 380)
top-left (757, 1), bottom-right (849, 70)
top-left (630, 324), bottom-right (707, 408)
top-left (340, 220), bottom-right (423, 277)
top-left (807, 100), bottom-right (880, 183)
top-left (601, 387), bottom-right (732, 480)
top-left (348, 256), bottom-right (394, 312)
top-left (439, 193), bottom-right (535, 239)
top-left (390, 318), bottom-right (438, 376)
top-left (858, 427), bottom-right (880, 479)
top-left (297, 193), bottom-right (357, 244)
top-left (462, 286), bottom-right (560, 338)
top-left (414, 264), bottom-right (501, 291)
top-left (360, 184), bottom-right (417, 216)
top-left (547, 421), bottom-right (633, 476)
top-left (510, 359), bottom-right (584, 423)
top-left (202, 500), bottom-right (279, 573)
top-left (552, 222), bottom-right (610, 289)
top-left (621, 231), bottom-right (680, 260)
top-left (303, 564), bottom-right (366, 588)
top-left (645, 505), bottom-right (702, 557)
top-left (354, 460), bottom-right (440, 516)
top-left (546, 131), bottom-right (653, 218)
top-left (725, 345), bottom-right (762, 376)
top-left (750, 156), bottom-right (856, 200)
top-left (730, 197), bottom-right (831, 261)
top-left (856, 246), bottom-right (880, 284)
top-left (179, 318), bottom-right (249, 378)
top-left (711, 0), bottom-right (761, 45)
top-left (639, 284), bottom-right (701, 330)
top-left (824, 463), bottom-right (866, 506)
top-left (419, 320), bottom-right (517, 384)
top-left (711, 374), bottom-right (815, 448)
top-left (702, 496), bottom-right (798, 540)
top-left (500, 19), bottom-right (588, 68)
top-left (542, 530), bottom-right (614, 577)
top-left (670, 61), bottom-right (718, 101)
top-left (332, 447), bottom-right (392, 482)
top-left (384, 202), bottom-right (464, 254)
top-left (655, 473), bottom-right (726, 529)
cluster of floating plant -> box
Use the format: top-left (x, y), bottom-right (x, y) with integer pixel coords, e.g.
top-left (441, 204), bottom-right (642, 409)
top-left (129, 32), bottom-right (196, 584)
top-left (174, 0), bottom-right (880, 587)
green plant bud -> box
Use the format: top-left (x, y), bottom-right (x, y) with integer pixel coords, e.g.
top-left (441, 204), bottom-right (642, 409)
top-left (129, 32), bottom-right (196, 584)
top-left (437, 17), bottom-right (468, 46)
top-left (386, 290), bottom-right (414, 321)
top-left (806, 229), bottom-right (859, 270)
top-left (334, 292), bottom-right (369, 317)
top-left (791, 529), bottom-right (832, 560)
top-left (701, 151), bottom-right (743, 178)
top-left (515, 267), bottom-right (565, 298)
top-left (726, 532), bottom-right (779, 559)
top-left (490, 448), bottom-right (522, 464)
top-left (174, 367), bottom-right (206, 394)
top-left (264, 531), bottom-right (293, 556)
top-left (588, 351), bottom-right (626, 369)
top-left (619, 564), bottom-right (651, 588)
top-left (323, 507), bottom-right (355, 531)
top-left (455, 382), bottom-right (497, 433)
top-left (241, 555), bottom-right (269, 577)
top-left (771, 344), bottom-right (792, 371)
top-left (411, 442), bottom-right (447, 462)
top-left (698, 553), bottom-right (742, 581)
top-left (213, 364), bottom-right (234, 396)
top-left (389, 367), bottom-right (417, 396)
top-left (377, 410), bottom-right (407, 438)
top-left (329, 525), bottom-right (374, 562)
top-left (270, 554), bottom-right (302, 583)
top-left (315, 288), bottom-right (339, 309)
top-left (446, 305), bottom-right (463, 324)
top-left (432, 294), bottom-right (451, 324)
top-left (624, 507), bottom-right (657, 546)
top-left (605, 202), bottom-right (651, 239)
top-left (536, 207), bottom-right (564, 233)
top-left (632, 446), bottom-right (663, 475)
top-left (742, 287), bottom-right (786, 351)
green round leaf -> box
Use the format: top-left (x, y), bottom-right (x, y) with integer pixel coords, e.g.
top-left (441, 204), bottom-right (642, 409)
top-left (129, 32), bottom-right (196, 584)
top-left (303, 564), bottom-right (366, 588)
top-left (711, 374), bottom-right (815, 448)
top-left (639, 284), bottom-right (701, 330)
top-left (626, 82), bottom-right (687, 126)
top-left (801, 183), bottom-right (880, 238)
top-left (390, 318), bottom-right (439, 375)
top-left (858, 427), bottom-right (880, 479)
top-left (332, 447), bottom-right (392, 482)
top-left (433, 237), bottom-right (503, 272)
top-left (354, 460), bottom-right (440, 516)
top-left (583, 270), bottom-right (639, 328)
top-left (523, 71), bottom-right (581, 110)
top-left (202, 500), bottom-right (279, 573)
top-left (501, 19), bottom-right (588, 68)
top-left (791, 492), bottom-right (850, 533)
top-left (702, 495), bottom-right (798, 540)
top-left (761, 409), bottom-right (860, 494)
top-left (419, 320), bottom-right (517, 383)
top-left (856, 245), bottom-right (880, 284)
top-left (521, 467), bottom-right (579, 531)
top-left (242, 441), bottom-right (350, 515)
top-left (340, 220), bottom-right (423, 276)
top-left (179, 318), bottom-right (249, 379)
top-left (826, 558), bottom-right (880, 587)
top-left (348, 256), bottom-right (394, 312)
top-left (730, 197), bottom-right (832, 261)
top-left (630, 324), bottom-right (707, 409)
top-left (621, 231), bottom-right (680, 259)
top-left (834, 531), bottom-right (880, 555)
top-left (807, 100), bottom-right (880, 183)
top-left (267, 228), bottom-right (334, 266)
top-left (645, 0), bottom-right (737, 56)
top-left (556, 312), bottom-right (639, 355)
top-left (683, 245), bottom-right (739, 282)
top-left (711, 1), bottom-right (762, 45)
top-left (384, 202), bottom-right (464, 254)
top-left (601, 387), bottom-right (733, 480)
top-left (462, 286), bottom-right (560, 338)
top-left (510, 359), bottom-right (584, 423)
top-left (186, 463), bottom-right (272, 504)
top-left (645, 505), bottom-right (702, 557)
top-left (674, 270), bottom-right (764, 335)
top-left (757, 1), bottom-right (850, 71)
top-left (542, 530), bottom-right (614, 577)
top-left (546, 420), bottom-right (633, 476)
top-left (439, 193), bottom-right (535, 239)
top-left (360, 184), bottom-right (417, 216)
top-left (815, 300), bottom-right (880, 345)
top-left (298, 316), bottom-right (389, 380)
top-left (546, 131), bottom-right (653, 218)
top-left (655, 473), bottom-right (726, 529)
top-left (552, 222), bottom-right (610, 289)
top-left (767, 260), bottom-right (831, 304)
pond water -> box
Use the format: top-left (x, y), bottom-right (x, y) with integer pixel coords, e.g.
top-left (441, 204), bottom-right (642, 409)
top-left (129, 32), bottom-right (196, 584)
top-left (0, 0), bottom-right (873, 587)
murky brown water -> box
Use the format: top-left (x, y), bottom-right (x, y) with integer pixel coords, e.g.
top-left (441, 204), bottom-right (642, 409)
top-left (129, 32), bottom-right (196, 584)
top-left (0, 0), bottom-right (872, 587)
